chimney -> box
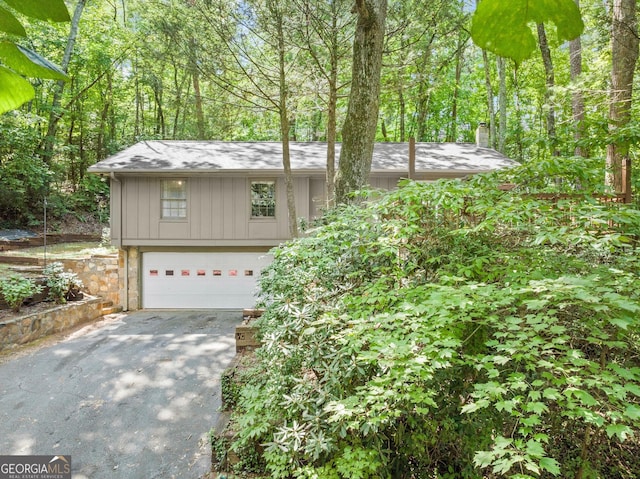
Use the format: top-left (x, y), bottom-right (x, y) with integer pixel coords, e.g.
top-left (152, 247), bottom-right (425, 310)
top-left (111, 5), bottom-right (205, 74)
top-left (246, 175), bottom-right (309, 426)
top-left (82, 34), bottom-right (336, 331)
top-left (475, 122), bottom-right (489, 148)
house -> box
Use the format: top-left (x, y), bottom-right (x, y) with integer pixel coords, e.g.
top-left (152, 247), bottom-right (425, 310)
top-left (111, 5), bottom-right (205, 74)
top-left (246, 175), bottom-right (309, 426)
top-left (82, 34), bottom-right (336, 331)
top-left (88, 139), bottom-right (515, 310)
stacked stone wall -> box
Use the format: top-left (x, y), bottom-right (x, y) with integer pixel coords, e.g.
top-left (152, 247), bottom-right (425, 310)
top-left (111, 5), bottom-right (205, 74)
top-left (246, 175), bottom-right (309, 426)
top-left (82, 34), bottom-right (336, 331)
top-left (0, 297), bottom-right (103, 352)
top-left (61, 255), bottom-right (120, 306)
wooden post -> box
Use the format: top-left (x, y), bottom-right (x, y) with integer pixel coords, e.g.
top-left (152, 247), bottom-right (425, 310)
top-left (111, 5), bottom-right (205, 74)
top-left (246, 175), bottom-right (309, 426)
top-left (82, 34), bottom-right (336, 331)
top-left (622, 157), bottom-right (632, 204)
top-left (408, 137), bottom-right (416, 179)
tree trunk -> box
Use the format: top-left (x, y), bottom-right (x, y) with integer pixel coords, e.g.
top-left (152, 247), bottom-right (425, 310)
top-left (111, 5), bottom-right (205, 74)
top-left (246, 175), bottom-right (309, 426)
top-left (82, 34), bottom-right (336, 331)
top-left (39, 0), bottom-right (86, 164)
top-left (537, 23), bottom-right (558, 155)
top-left (153, 80), bottom-right (165, 137)
top-left (447, 36), bottom-right (465, 142)
top-left (513, 64), bottom-right (524, 161)
top-left (172, 64), bottom-right (182, 140)
top-left (326, 66), bottom-right (338, 207)
top-left (606, 0), bottom-right (638, 192)
top-left (326, 68), bottom-right (337, 207)
top-left (482, 49), bottom-right (496, 148)
top-left (335, 0), bottom-right (388, 203)
top-left (134, 53), bottom-right (141, 139)
top-left (398, 87), bottom-right (405, 142)
top-left (272, 1), bottom-right (298, 237)
top-left (570, 0), bottom-right (586, 157)
top-left (190, 38), bottom-right (206, 140)
top-left (497, 56), bottom-right (507, 153)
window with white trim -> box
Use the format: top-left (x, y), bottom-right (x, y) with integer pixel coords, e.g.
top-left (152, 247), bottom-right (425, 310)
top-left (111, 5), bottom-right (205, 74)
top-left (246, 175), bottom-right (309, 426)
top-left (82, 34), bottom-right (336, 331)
top-left (251, 181), bottom-right (276, 218)
top-left (161, 179), bottom-right (187, 219)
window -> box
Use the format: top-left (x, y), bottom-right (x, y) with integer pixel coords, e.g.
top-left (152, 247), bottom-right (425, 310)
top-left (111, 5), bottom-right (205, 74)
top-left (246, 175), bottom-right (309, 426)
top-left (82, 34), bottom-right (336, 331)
top-left (161, 179), bottom-right (187, 219)
top-left (251, 181), bottom-right (276, 217)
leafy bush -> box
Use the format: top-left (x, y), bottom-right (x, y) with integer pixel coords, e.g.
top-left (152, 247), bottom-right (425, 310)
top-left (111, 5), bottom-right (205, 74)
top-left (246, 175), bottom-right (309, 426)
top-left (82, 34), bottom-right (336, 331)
top-left (44, 262), bottom-right (83, 304)
top-left (231, 158), bottom-right (640, 478)
top-left (0, 275), bottom-right (42, 312)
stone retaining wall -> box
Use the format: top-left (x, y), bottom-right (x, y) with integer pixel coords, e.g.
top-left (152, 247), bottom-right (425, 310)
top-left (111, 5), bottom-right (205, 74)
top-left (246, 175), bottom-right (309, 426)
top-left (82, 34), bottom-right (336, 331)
top-left (0, 297), bottom-right (104, 352)
top-left (61, 255), bottom-right (120, 307)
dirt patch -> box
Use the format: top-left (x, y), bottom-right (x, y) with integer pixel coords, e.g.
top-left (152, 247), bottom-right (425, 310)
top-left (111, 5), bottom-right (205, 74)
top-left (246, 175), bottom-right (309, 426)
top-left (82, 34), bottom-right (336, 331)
top-left (0, 300), bottom-right (59, 323)
top-left (48, 214), bottom-right (106, 236)
top-left (0, 215), bottom-right (107, 248)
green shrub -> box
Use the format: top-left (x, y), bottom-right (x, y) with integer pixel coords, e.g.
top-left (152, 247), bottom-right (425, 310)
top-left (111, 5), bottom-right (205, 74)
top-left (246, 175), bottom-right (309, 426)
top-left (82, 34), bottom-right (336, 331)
top-left (0, 275), bottom-right (42, 312)
top-left (230, 158), bottom-right (640, 478)
top-left (44, 262), bottom-right (83, 304)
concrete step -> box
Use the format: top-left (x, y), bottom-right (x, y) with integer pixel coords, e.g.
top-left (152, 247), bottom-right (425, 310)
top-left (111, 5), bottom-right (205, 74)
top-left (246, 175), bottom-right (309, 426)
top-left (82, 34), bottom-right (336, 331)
top-left (99, 300), bottom-right (123, 316)
top-left (101, 305), bottom-right (123, 315)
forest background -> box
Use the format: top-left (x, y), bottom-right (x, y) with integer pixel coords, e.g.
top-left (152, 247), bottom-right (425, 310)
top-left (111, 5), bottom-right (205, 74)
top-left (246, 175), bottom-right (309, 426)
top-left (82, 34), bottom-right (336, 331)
top-left (0, 0), bottom-right (638, 228)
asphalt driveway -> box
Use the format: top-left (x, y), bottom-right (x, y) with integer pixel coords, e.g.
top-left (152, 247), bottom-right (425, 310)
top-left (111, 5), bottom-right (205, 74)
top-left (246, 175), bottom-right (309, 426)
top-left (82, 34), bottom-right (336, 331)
top-left (0, 310), bottom-right (241, 478)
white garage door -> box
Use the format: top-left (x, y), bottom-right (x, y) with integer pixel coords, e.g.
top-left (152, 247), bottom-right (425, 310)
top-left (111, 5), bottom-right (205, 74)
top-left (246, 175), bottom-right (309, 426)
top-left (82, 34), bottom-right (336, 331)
top-left (142, 252), bottom-right (273, 309)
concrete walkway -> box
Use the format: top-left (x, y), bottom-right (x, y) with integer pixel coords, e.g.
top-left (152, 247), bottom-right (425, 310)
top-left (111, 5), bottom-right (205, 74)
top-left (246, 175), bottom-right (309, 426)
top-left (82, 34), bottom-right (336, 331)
top-left (0, 310), bottom-right (241, 479)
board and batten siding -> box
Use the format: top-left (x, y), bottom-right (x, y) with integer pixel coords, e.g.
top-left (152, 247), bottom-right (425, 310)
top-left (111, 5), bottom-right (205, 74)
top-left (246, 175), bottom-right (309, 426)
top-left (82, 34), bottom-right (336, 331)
top-left (111, 172), bottom-right (410, 247)
top-left (114, 175), bottom-right (319, 246)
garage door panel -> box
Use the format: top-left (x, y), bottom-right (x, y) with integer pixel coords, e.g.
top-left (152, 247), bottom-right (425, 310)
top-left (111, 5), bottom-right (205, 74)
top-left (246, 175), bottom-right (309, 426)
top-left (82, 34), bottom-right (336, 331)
top-left (142, 252), bottom-right (272, 309)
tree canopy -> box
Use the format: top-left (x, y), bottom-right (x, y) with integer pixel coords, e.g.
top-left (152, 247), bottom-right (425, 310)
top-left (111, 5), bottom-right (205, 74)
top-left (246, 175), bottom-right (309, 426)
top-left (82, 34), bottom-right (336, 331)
top-left (0, 0), bottom-right (69, 114)
top-left (0, 0), bottom-right (638, 219)
top-left (471, 0), bottom-right (584, 64)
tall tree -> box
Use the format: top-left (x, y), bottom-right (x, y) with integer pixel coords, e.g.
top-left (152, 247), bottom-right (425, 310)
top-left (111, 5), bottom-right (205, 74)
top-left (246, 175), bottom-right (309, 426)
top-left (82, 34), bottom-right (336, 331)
top-left (482, 49), bottom-right (496, 148)
top-left (569, 0), bottom-right (586, 157)
top-left (199, 0), bottom-right (301, 235)
top-left (446, 32), bottom-right (468, 142)
top-left (536, 22), bottom-right (558, 155)
top-left (268, 0), bottom-right (299, 237)
top-left (335, 0), bottom-right (388, 203)
top-left (294, 0), bottom-right (353, 207)
top-left (497, 56), bottom-right (507, 153)
top-left (606, 0), bottom-right (638, 192)
top-left (39, 0), bottom-right (87, 164)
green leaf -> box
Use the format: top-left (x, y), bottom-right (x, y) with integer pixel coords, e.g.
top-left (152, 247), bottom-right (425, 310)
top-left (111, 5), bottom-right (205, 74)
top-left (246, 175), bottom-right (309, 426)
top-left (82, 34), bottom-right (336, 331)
top-left (605, 424), bottom-right (633, 441)
top-left (573, 389), bottom-right (599, 407)
top-left (0, 65), bottom-right (34, 114)
top-left (623, 404), bottom-right (640, 420)
top-left (608, 315), bottom-right (634, 330)
top-left (471, 0), bottom-right (584, 63)
top-left (461, 399), bottom-right (490, 414)
top-left (526, 401), bottom-right (549, 414)
top-left (0, 42), bottom-right (68, 80)
top-left (625, 384), bottom-right (640, 397)
top-left (542, 388), bottom-right (561, 400)
top-left (525, 439), bottom-right (545, 457)
top-left (474, 450), bottom-right (494, 468)
top-left (524, 299), bottom-right (548, 310)
top-left (539, 456), bottom-right (561, 475)
top-left (3, 0), bottom-right (70, 22)
top-left (0, 6), bottom-right (26, 36)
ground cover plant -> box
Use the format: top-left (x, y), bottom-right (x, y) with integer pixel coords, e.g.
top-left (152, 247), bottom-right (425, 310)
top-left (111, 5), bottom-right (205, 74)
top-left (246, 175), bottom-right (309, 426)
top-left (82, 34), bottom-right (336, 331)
top-left (230, 157), bottom-right (640, 478)
top-left (0, 274), bottom-right (42, 312)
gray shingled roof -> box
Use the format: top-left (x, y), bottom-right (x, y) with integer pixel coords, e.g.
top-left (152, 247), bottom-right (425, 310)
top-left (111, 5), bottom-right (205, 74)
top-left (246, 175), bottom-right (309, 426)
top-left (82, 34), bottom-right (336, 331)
top-left (88, 140), bottom-right (516, 174)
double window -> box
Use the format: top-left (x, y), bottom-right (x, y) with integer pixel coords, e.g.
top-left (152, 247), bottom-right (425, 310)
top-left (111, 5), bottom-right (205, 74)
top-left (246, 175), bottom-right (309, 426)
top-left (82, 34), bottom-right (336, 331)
top-left (161, 179), bottom-right (187, 219)
top-left (251, 181), bottom-right (276, 218)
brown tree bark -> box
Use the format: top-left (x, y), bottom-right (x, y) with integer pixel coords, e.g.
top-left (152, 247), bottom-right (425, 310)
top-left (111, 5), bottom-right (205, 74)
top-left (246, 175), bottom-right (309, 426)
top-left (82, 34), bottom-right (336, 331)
top-left (569, 0), bottom-right (586, 157)
top-left (497, 56), bottom-right (507, 153)
top-left (270, 0), bottom-right (298, 237)
top-left (39, 0), bottom-right (86, 164)
top-left (482, 50), bottom-right (496, 149)
top-left (606, 0), bottom-right (638, 192)
top-left (537, 23), bottom-right (558, 156)
top-left (334, 0), bottom-right (388, 203)
top-left (189, 38), bottom-right (206, 140)
top-left (326, 59), bottom-right (338, 207)
top-left (296, 0), bottom-right (351, 208)
top-left (447, 35), bottom-right (466, 142)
